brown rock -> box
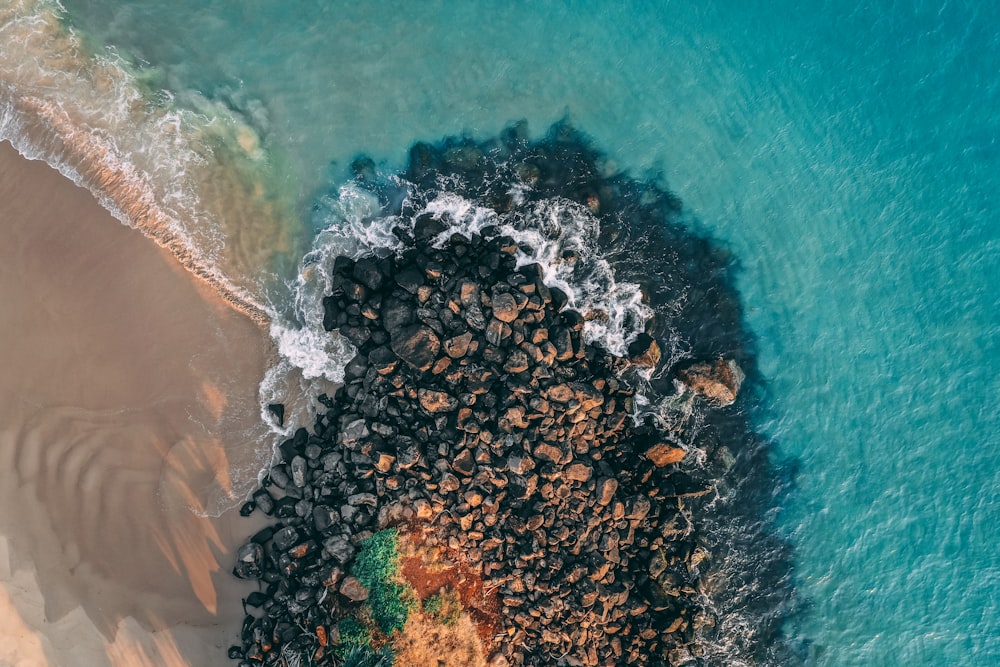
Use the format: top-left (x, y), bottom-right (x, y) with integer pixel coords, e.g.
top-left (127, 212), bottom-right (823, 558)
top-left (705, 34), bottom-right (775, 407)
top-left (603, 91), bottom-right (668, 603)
top-left (339, 576), bottom-right (368, 602)
top-left (677, 358), bottom-right (745, 406)
top-left (452, 449), bottom-right (475, 477)
top-left (565, 463), bottom-right (593, 482)
top-left (534, 443), bottom-right (563, 464)
top-left (596, 477), bottom-right (618, 506)
top-left (492, 292), bottom-right (520, 322)
top-left (458, 279), bottom-right (480, 307)
top-left (643, 443), bottom-right (686, 467)
top-left (374, 453), bottom-right (395, 473)
top-left (547, 383), bottom-right (575, 403)
top-left (418, 388), bottom-right (458, 413)
top-left (391, 324), bottom-right (441, 371)
top-left (443, 332), bottom-right (474, 358)
top-left (627, 333), bottom-right (661, 368)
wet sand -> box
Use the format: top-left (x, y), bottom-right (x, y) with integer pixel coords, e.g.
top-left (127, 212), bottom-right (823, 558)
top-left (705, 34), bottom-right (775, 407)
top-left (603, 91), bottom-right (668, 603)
top-left (0, 141), bottom-right (274, 666)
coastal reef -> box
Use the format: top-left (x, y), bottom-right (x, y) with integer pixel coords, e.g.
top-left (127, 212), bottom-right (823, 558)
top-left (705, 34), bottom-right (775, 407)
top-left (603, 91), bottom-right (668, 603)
top-left (230, 123), bottom-right (795, 666)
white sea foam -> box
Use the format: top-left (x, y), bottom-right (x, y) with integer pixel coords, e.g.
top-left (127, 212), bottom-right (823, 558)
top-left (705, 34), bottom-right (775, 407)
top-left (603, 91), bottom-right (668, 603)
top-left (283, 180), bottom-right (655, 397)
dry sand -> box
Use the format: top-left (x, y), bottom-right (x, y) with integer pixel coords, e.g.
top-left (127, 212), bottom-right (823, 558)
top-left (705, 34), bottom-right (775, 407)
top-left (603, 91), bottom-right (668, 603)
top-left (0, 140), bottom-right (275, 666)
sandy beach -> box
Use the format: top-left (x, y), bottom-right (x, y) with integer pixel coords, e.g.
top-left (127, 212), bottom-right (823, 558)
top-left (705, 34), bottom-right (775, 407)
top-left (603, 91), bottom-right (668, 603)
top-left (0, 141), bottom-right (274, 667)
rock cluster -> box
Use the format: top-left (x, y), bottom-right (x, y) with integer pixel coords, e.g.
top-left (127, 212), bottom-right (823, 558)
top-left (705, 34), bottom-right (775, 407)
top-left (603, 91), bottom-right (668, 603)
top-left (229, 122), bottom-right (800, 667)
top-left (231, 221), bottom-right (723, 666)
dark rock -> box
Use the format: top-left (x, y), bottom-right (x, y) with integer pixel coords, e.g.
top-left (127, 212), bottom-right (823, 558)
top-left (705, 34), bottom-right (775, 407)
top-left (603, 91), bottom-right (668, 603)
top-left (391, 325), bottom-right (441, 371)
top-left (352, 257), bottom-right (385, 291)
top-left (492, 292), bottom-right (520, 323)
top-left (452, 448), bottom-right (475, 477)
top-left (368, 346), bottom-right (399, 375)
top-left (272, 526), bottom-right (300, 552)
top-left (313, 505), bottom-right (339, 533)
top-left (234, 541), bottom-right (264, 579)
top-left (323, 536), bottom-right (355, 564)
top-left (414, 213), bottom-right (447, 244)
top-left (382, 297), bottom-right (416, 333)
top-left (395, 266), bottom-right (425, 294)
top-left (627, 333), bottom-right (662, 369)
top-left (267, 403), bottom-right (285, 428)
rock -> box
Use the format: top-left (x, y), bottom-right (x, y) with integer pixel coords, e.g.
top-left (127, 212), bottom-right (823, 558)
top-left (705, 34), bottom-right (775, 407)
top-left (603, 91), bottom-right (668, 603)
top-left (339, 576), bottom-right (369, 602)
top-left (323, 536), bottom-right (355, 564)
top-left (395, 266), bottom-right (424, 294)
top-left (443, 332), bottom-right (474, 358)
top-left (486, 318), bottom-right (511, 346)
top-left (488, 653), bottom-right (510, 667)
top-left (391, 325), bottom-right (441, 371)
top-left (267, 403), bottom-right (285, 428)
top-left (643, 443), bottom-right (686, 467)
top-left (252, 489), bottom-right (275, 515)
top-left (374, 452), bottom-right (395, 473)
top-left (272, 526), bottom-right (300, 552)
top-left (565, 463), bottom-right (593, 483)
top-left (234, 542), bottom-right (264, 579)
top-left (534, 443), bottom-right (564, 464)
top-left (418, 388), bottom-right (459, 413)
top-left (492, 292), bottom-right (520, 322)
top-left (352, 257), bottom-right (385, 291)
top-left (677, 358), bottom-right (744, 406)
top-left (414, 213), bottom-right (446, 244)
top-left (382, 297), bottom-right (415, 332)
top-left (340, 418), bottom-right (369, 445)
top-left (439, 473), bottom-right (461, 493)
top-left (627, 333), bottom-right (661, 368)
top-left (290, 456), bottom-right (308, 488)
top-left (596, 477), bottom-right (619, 506)
top-left (369, 346), bottom-right (399, 375)
top-left (313, 505), bottom-right (339, 533)
top-left (452, 448), bottom-right (475, 477)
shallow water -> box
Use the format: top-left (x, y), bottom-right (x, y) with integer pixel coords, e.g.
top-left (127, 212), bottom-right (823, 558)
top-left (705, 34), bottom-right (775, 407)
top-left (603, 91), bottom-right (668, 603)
top-left (0, 0), bottom-right (998, 664)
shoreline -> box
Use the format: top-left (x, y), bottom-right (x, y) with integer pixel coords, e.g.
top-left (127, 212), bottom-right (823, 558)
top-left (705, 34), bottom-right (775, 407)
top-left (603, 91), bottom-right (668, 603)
top-left (0, 141), bottom-right (274, 667)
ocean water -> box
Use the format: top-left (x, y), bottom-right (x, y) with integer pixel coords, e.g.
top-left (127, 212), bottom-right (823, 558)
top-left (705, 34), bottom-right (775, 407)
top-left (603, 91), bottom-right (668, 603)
top-left (1, 0), bottom-right (998, 665)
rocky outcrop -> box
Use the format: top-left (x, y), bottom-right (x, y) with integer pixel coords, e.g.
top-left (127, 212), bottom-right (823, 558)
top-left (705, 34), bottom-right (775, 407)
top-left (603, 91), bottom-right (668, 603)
top-left (231, 223), bottom-right (720, 667)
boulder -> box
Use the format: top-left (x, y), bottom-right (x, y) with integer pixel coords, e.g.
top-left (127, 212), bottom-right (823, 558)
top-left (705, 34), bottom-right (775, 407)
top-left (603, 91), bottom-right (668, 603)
top-left (596, 477), bottom-right (619, 506)
top-left (627, 333), bottom-right (661, 368)
top-left (339, 576), bottom-right (369, 602)
top-left (391, 324), bottom-right (441, 371)
top-left (352, 257), bottom-right (385, 291)
top-left (643, 443), bottom-right (686, 467)
top-left (492, 292), bottom-right (520, 322)
top-left (234, 542), bottom-right (264, 579)
top-left (677, 358), bottom-right (744, 406)
top-left (418, 388), bottom-right (458, 413)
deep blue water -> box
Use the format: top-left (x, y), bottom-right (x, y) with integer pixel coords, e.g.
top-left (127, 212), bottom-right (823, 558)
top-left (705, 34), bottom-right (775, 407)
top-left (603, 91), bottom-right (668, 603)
top-left (1, 0), bottom-right (998, 663)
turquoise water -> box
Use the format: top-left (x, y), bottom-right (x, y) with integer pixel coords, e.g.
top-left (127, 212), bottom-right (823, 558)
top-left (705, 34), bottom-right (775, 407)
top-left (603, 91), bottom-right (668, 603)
top-left (3, 0), bottom-right (999, 663)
